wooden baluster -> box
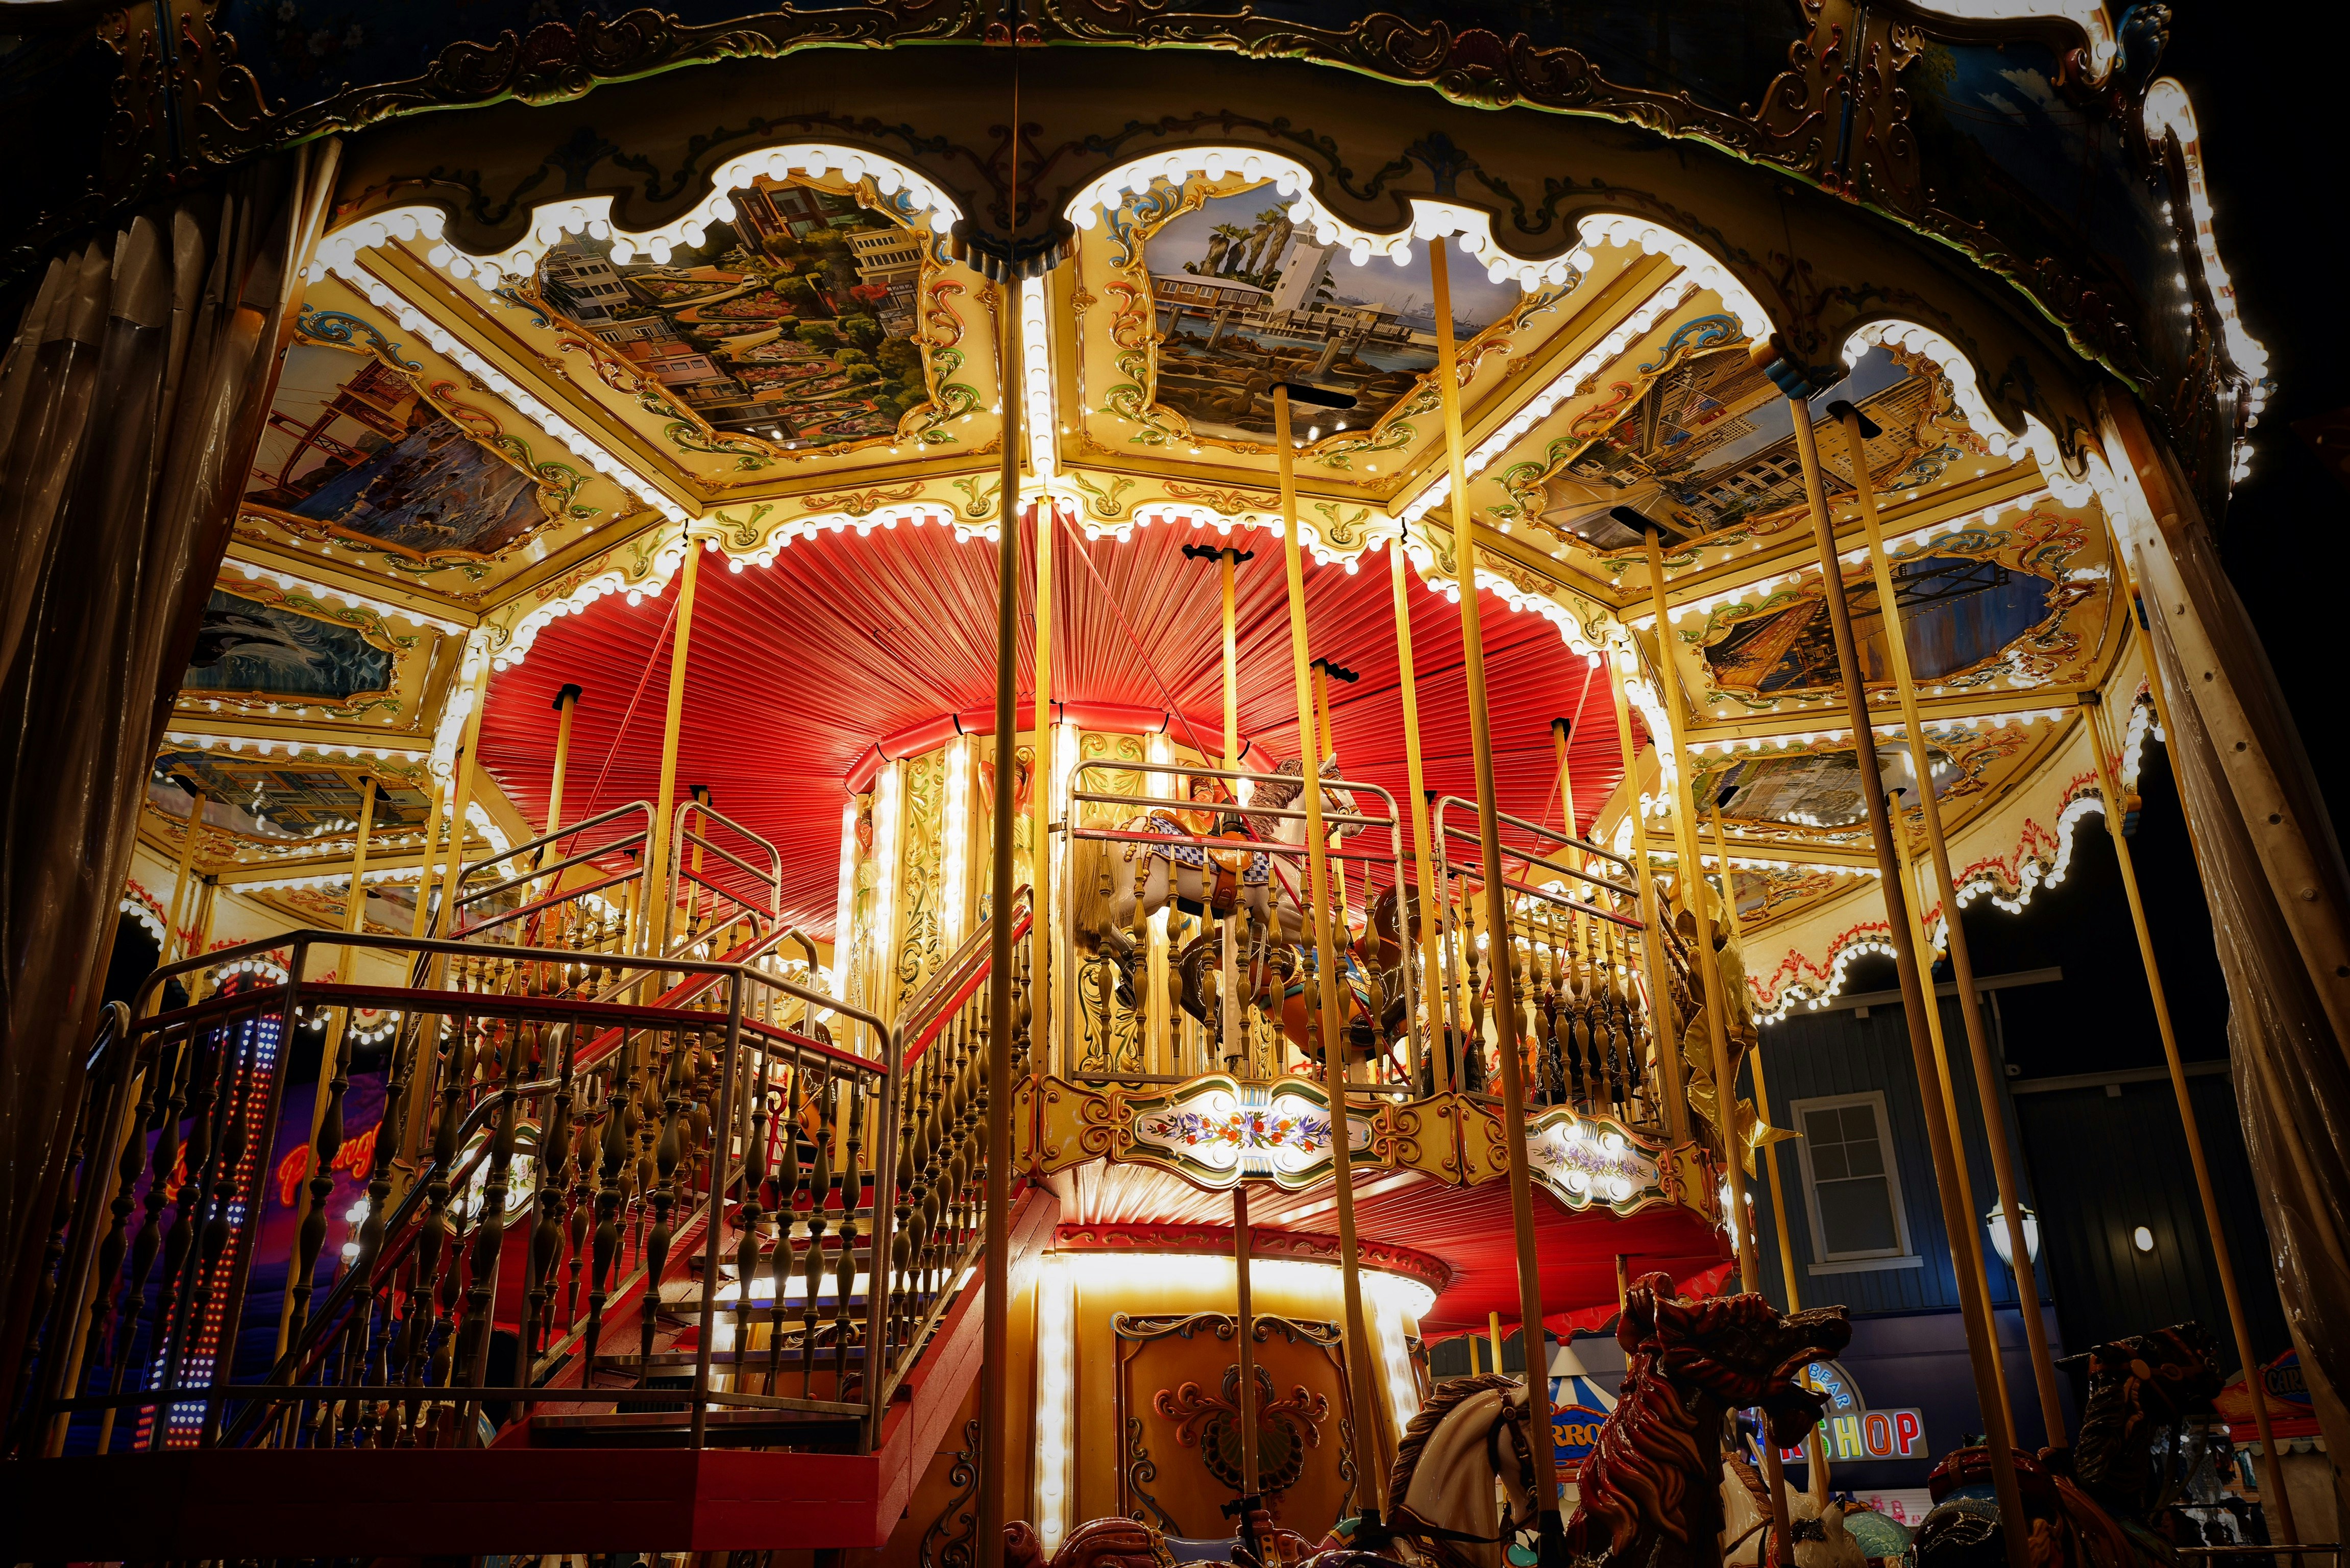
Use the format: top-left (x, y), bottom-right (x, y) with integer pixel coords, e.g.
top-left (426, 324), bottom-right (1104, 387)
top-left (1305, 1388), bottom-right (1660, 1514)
top-left (581, 1056), bottom-right (630, 1396)
top-left (185, 1025), bottom-right (260, 1447)
top-left (640, 1030), bottom-right (688, 1360)
top-left (1461, 889), bottom-right (1486, 1094)
top-left (528, 1020), bottom-right (578, 1360)
top-left (834, 1077), bottom-right (864, 1398)
top-left (1529, 912), bottom-right (1558, 1105)
top-left (286, 998), bottom-right (358, 1353)
top-left (350, 1006), bottom-right (423, 1449)
top-left (734, 1050), bottom-right (769, 1393)
top-left (457, 1016), bottom-right (524, 1419)
top-left (768, 1055), bottom-right (804, 1395)
top-left (84, 1037), bottom-right (170, 1454)
top-left (564, 1070), bottom-right (598, 1335)
top-left (801, 1072), bottom-right (833, 1399)
top-left (890, 1048), bottom-right (919, 1369)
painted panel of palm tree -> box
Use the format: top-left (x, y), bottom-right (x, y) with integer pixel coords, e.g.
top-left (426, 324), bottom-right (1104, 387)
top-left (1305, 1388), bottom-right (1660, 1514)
top-left (1530, 346), bottom-right (2008, 549)
top-left (183, 589), bottom-right (396, 703)
top-left (149, 749), bottom-right (428, 845)
top-left (246, 344), bottom-right (555, 559)
top-left (1143, 187), bottom-right (1523, 442)
top-left (533, 176), bottom-right (937, 448)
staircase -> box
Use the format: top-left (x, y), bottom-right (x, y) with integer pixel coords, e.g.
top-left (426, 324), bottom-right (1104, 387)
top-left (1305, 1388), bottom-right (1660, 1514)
top-left (4, 804), bottom-right (1043, 1557)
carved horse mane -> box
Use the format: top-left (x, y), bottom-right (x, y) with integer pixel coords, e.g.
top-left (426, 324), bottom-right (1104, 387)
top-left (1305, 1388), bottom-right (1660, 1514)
top-left (1385, 1370), bottom-right (1534, 1568)
top-left (1565, 1273), bottom-right (1851, 1568)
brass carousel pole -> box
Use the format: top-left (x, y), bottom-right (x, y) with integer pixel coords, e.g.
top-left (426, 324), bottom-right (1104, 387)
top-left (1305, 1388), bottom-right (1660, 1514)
top-left (1426, 237), bottom-right (1562, 1556)
top-left (1272, 380), bottom-right (1389, 1517)
top-left (1313, 657), bottom-right (1356, 940)
top-left (1829, 401), bottom-right (2067, 1450)
top-left (1387, 530), bottom-right (1445, 1090)
top-left (433, 641), bottom-right (496, 952)
top-left (1222, 544), bottom-right (1243, 1071)
top-left (645, 534), bottom-right (701, 963)
top-left (1708, 800), bottom-right (1799, 1313)
top-left (977, 46), bottom-right (1024, 1568)
top-left (1633, 523), bottom-right (1795, 1558)
top-left (1031, 478), bottom-right (1056, 1071)
top-left (163, 780), bottom-right (205, 965)
top-left (1884, 802), bottom-right (2013, 1425)
top-left (2080, 688), bottom-right (2299, 1543)
top-left (1609, 648), bottom-right (1687, 1141)
top-left (1551, 719), bottom-right (1578, 839)
top-left (1782, 381), bottom-right (2030, 1568)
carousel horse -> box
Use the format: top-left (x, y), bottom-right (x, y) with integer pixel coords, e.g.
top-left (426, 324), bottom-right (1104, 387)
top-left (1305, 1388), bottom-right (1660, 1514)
top-left (1346, 1275), bottom-right (1849, 1568)
top-left (1073, 757), bottom-right (1402, 1068)
top-left (1912, 1322), bottom-right (2225, 1568)
top-left (1720, 1427), bottom-right (1870, 1568)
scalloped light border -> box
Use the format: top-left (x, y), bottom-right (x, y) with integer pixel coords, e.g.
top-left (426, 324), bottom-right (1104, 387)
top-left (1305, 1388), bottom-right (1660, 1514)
top-left (309, 144), bottom-right (963, 289)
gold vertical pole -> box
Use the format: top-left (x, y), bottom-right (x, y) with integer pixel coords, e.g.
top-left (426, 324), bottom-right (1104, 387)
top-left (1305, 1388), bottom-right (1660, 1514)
top-left (1312, 658), bottom-right (1352, 941)
top-left (1610, 650), bottom-right (1687, 1141)
top-left (1387, 536), bottom-right (1445, 1089)
top-left (1635, 525), bottom-right (1794, 1555)
top-left (978, 57), bottom-right (1025, 1565)
top-left (2082, 691), bottom-right (2298, 1541)
top-left (542, 681), bottom-right (581, 881)
top-left (1551, 719), bottom-right (1579, 839)
top-left (1784, 385), bottom-right (2028, 1568)
top-left (1887, 810), bottom-right (2013, 1424)
top-left (1832, 404), bottom-right (2067, 1449)
top-left (1711, 801), bottom-right (1799, 1315)
top-left (1428, 237), bottom-right (1559, 1542)
top-left (1487, 1308), bottom-right (1506, 1375)
top-left (686, 783), bottom-right (712, 944)
top-left (434, 644), bottom-right (496, 943)
top-left (645, 536), bottom-right (701, 960)
top-left (164, 782), bottom-right (205, 965)
top-left (1273, 383), bottom-right (1388, 1511)
top-left (1031, 490), bottom-right (1056, 1068)
top-left (1233, 1187), bottom-right (1261, 1503)
top-left (409, 772), bottom-right (447, 942)
top-left (1221, 546), bottom-right (1243, 1072)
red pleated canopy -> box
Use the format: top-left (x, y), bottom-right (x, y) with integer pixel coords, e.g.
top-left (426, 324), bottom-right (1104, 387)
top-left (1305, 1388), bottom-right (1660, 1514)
top-left (478, 516), bottom-right (1637, 938)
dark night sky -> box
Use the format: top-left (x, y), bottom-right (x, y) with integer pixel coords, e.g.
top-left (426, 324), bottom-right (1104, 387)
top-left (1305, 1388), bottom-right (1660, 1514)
top-left (1835, 3), bottom-right (2350, 1082)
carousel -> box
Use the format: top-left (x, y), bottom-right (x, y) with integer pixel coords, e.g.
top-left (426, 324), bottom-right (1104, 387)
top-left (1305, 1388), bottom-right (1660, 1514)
top-left (0, 5), bottom-right (2338, 1568)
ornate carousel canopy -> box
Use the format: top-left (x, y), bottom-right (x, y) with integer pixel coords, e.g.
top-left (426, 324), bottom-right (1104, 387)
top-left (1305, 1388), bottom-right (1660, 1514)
top-left (12, 5), bottom-right (2338, 1564)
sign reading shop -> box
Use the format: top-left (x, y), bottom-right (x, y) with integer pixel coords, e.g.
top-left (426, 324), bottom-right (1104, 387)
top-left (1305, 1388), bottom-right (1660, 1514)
top-left (1772, 1359), bottom-right (1929, 1463)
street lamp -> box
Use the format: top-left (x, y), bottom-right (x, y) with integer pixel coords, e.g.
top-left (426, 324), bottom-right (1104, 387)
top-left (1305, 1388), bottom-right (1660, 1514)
top-left (1985, 1200), bottom-right (2041, 1269)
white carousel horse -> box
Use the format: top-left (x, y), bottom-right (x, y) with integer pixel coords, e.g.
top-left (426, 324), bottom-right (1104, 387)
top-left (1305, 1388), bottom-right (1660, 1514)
top-left (1362, 1276), bottom-right (1851, 1568)
top-left (1721, 1430), bottom-right (1867, 1568)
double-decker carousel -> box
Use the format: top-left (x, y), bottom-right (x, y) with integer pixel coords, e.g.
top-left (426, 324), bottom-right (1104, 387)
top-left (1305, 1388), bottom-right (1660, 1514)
top-left (2, 8), bottom-right (2315, 1567)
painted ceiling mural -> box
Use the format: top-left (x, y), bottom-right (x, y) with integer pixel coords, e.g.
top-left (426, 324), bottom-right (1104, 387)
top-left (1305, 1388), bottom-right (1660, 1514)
top-left (526, 175), bottom-right (976, 457)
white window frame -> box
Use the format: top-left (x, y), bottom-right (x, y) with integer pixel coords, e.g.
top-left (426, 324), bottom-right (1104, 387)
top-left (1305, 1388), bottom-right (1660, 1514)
top-left (1789, 1090), bottom-right (1922, 1275)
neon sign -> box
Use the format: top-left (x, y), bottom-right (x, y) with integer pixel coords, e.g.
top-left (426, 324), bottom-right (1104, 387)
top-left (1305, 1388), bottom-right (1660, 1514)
top-left (1773, 1358), bottom-right (1930, 1462)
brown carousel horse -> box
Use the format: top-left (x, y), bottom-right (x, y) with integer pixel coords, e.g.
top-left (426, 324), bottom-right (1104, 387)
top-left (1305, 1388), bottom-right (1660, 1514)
top-left (1320, 1273), bottom-right (1848, 1568)
top-left (1001, 1276), bottom-right (1848, 1568)
top-left (1911, 1322), bottom-right (2226, 1568)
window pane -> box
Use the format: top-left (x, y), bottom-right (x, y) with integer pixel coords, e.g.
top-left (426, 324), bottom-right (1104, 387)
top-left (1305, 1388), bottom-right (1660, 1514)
top-left (1818, 1175), bottom-right (1899, 1255)
top-left (1843, 1125), bottom-right (1886, 1178)
top-left (1810, 1140), bottom-right (1849, 1181)
top-left (1803, 1106), bottom-right (1843, 1144)
top-left (1838, 1105), bottom-right (1876, 1144)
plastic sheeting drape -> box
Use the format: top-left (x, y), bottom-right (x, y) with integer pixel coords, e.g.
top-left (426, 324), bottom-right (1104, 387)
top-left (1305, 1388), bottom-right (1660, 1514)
top-left (0, 142), bottom-right (339, 1393)
top-left (2111, 401), bottom-right (2350, 1463)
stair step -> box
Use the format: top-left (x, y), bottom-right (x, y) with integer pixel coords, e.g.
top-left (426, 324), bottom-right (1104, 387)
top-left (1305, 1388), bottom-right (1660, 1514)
top-left (529, 1406), bottom-right (865, 1450)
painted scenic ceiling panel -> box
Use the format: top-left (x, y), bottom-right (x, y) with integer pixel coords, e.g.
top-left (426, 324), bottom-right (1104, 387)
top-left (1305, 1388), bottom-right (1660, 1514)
top-left (1677, 497), bottom-right (2112, 717)
top-left (329, 167), bottom-right (1006, 528)
top-left (172, 570), bottom-right (457, 734)
top-left (238, 275), bottom-right (642, 602)
top-left (1063, 172), bottom-right (1628, 505)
